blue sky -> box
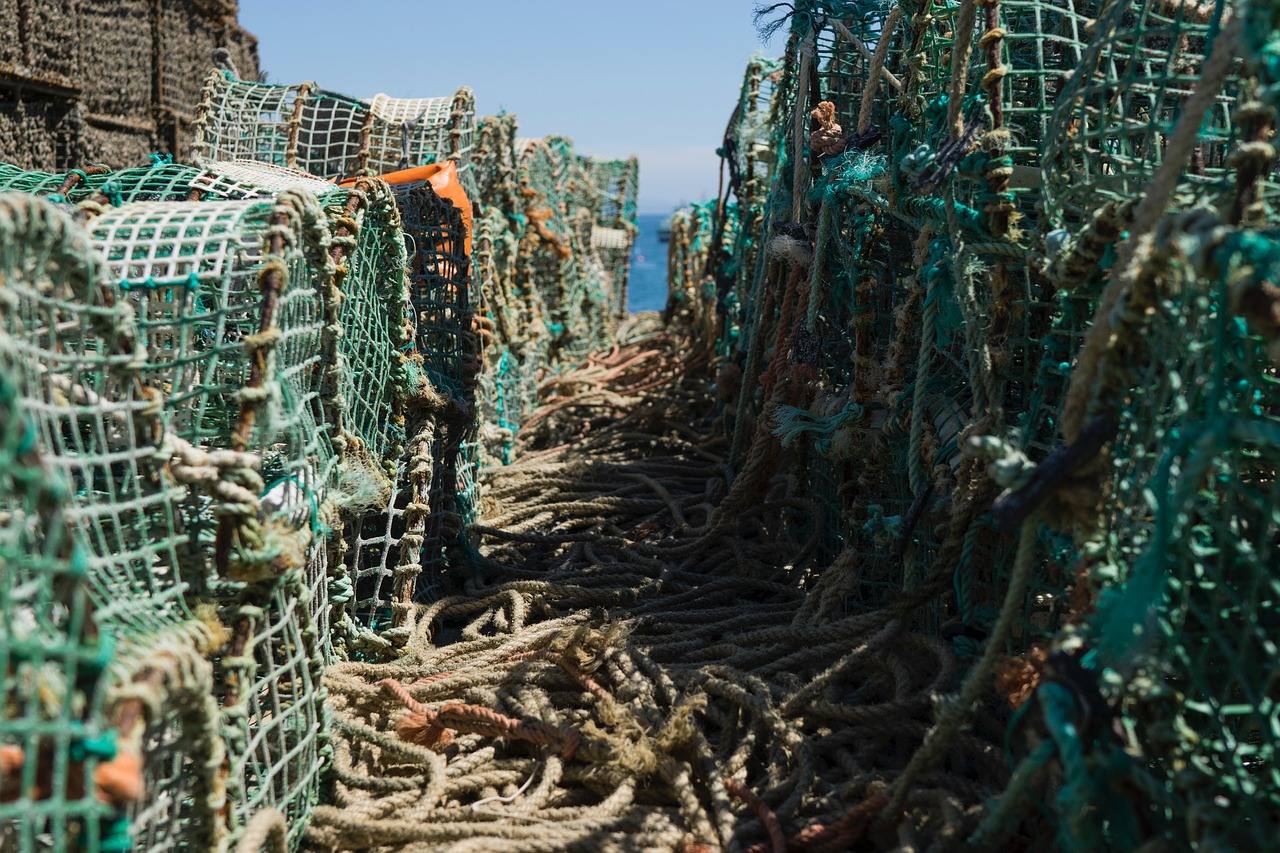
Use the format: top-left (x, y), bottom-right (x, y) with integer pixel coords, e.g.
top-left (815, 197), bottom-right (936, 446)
top-left (238, 1), bottom-right (783, 214)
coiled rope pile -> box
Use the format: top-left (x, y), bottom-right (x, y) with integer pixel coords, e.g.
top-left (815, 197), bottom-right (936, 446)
top-left (307, 317), bottom-right (999, 853)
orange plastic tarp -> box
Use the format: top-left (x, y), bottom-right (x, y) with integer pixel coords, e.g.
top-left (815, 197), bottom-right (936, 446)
top-left (341, 160), bottom-right (472, 255)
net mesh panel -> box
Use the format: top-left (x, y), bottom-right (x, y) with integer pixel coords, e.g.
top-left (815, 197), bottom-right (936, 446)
top-left (0, 161), bottom-right (201, 204)
top-left (516, 137), bottom-right (628, 367)
top-left (0, 200), bottom-right (120, 853)
top-left (329, 180), bottom-right (414, 633)
top-left (191, 159), bottom-right (341, 203)
top-left (85, 192), bottom-right (337, 848)
top-left (82, 163), bottom-right (202, 203)
top-left (363, 89), bottom-right (476, 192)
top-left (593, 224), bottom-right (634, 319)
top-left (392, 179), bottom-right (475, 605)
top-left (471, 116), bottom-right (541, 466)
top-left (473, 113), bottom-right (521, 214)
top-left (517, 138), bottom-right (572, 358)
top-left (577, 156), bottom-right (638, 319)
top-left (86, 198), bottom-right (336, 498)
top-left (0, 163), bottom-right (80, 196)
top-left (192, 73), bottom-right (478, 191)
top-left (717, 57), bottom-right (785, 362)
top-left (0, 194), bottom-right (194, 633)
top-left (1040, 0), bottom-right (1277, 230)
top-left (329, 181), bottom-right (410, 470)
top-left (191, 72), bottom-right (305, 170)
top-left (665, 200), bottom-right (737, 345)
top-left (290, 89), bottom-right (367, 181)
top-left (0, 189), bottom-right (227, 853)
top-left (219, 571), bottom-right (329, 849)
top-left (175, 159), bottom-right (417, 642)
top-left (680, 0), bottom-right (1280, 846)
top-left (1071, 222), bottom-right (1280, 848)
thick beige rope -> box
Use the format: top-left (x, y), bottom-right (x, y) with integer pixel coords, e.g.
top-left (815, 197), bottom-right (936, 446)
top-left (308, 332), bottom-right (1000, 852)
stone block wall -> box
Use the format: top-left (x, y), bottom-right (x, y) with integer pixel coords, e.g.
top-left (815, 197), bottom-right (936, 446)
top-left (0, 0), bottom-right (258, 170)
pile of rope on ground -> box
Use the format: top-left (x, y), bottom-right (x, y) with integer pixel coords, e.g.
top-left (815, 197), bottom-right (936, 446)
top-left (307, 322), bottom-right (1006, 853)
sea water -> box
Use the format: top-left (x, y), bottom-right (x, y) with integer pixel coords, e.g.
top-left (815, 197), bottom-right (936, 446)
top-left (627, 213), bottom-right (669, 313)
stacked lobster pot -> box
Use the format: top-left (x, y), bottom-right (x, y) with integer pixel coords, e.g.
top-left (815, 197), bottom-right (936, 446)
top-left (670, 0), bottom-right (1280, 848)
top-left (0, 60), bottom-right (638, 851)
top-left (0, 181), bottom-right (336, 849)
top-left (515, 136), bottom-right (638, 367)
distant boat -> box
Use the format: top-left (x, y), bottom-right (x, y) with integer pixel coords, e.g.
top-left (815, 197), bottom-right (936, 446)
top-left (657, 216), bottom-right (673, 243)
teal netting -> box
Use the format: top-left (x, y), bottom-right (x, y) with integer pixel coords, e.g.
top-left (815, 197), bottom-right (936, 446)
top-left (0, 193), bottom-right (194, 632)
top-left (470, 116), bottom-right (543, 465)
top-left (671, 0), bottom-right (1280, 846)
top-left (0, 159), bottom-right (202, 204)
top-left (0, 53), bottom-right (641, 852)
top-left (190, 72), bottom-right (367, 180)
top-left (0, 206), bottom-right (122, 853)
top-left (363, 90), bottom-right (477, 194)
top-left (516, 136), bottom-right (636, 366)
top-left (84, 190), bottom-right (338, 849)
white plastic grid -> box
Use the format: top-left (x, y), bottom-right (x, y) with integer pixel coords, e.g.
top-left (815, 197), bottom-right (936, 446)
top-left (192, 159), bottom-right (338, 201)
top-left (363, 89), bottom-right (475, 180)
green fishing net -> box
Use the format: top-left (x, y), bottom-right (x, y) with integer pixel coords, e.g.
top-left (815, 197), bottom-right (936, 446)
top-left (684, 0), bottom-right (1280, 846)
top-left (472, 113), bottom-right (523, 223)
top-left (188, 159), bottom-right (421, 653)
top-left (515, 137), bottom-right (634, 367)
top-left (0, 193), bottom-right (195, 633)
top-left (470, 118), bottom-right (543, 465)
top-left (0, 200), bottom-right (121, 853)
top-left (1057, 214), bottom-right (1280, 850)
top-left (666, 200), bottom-right (738, 337)
top-left (0, 160), bottom-right (201, 204)
top-left (1039, 0), bottom-right (1270, 230)
top-left (84, 190), bottom-right (338, 848)
top-left (0, 53), bottom-right (638, 846)
top-left (190, 71), bottom-right (478, 194)
top-left (191, 72), bottom-right (367, 180)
